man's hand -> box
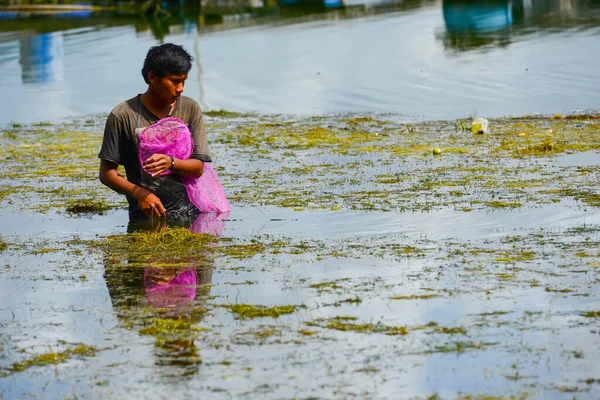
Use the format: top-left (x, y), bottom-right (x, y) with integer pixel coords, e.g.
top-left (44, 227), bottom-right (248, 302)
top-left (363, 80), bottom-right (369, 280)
top-left (134, 186), bottom-right (167, 219)
top-left (99, 160), bottom-right (167, 219)
top-left (143, 154), bottom-right (172, 177)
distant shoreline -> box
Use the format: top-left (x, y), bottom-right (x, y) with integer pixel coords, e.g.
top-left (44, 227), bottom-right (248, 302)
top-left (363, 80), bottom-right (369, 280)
top-left (0, 4), bottom-right (114, 12)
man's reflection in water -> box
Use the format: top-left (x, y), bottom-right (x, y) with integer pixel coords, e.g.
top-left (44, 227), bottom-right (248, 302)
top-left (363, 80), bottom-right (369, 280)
top-left (144, 265), bottom-right (212, 377)
top-left (144, 267), bottom-right (199, 308)
top-left (104, 212), bottom-right (228, 379)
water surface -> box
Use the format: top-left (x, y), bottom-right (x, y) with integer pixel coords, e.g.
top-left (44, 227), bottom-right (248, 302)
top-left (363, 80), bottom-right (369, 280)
top-left (2, 114), bottom-right (600, 398)
top-left (1, 0), bottom-right (600, 124)
top-left (2, 1), bottom-right (600, 398)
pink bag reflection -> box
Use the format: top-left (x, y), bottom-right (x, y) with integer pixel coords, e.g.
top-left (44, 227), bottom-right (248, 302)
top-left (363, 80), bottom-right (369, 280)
top-left (144, 268), bottom-right (198, 308)
top-left (190, 211), bottom-right (230, 236)
top-left (138, 117), bottom-right (231, 214)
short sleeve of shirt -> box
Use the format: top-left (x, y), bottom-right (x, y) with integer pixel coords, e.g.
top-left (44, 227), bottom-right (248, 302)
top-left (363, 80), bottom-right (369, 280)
top-left (188, 104), bottom-right (212, 163)
top-left (98, 112), bottom-right (123, 165)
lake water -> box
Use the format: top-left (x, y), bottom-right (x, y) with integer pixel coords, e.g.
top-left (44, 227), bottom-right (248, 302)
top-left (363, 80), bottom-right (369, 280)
top-left (2, 111), bottom-right (600, 398)
top-left (2, 1), bottom-right (600, 398)
top-left (0, 0), bottom-right (599, 125)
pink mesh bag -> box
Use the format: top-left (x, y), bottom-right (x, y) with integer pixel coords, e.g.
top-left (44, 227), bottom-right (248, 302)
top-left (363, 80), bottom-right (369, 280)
top-left (138, 117), bottom-right (230, 214)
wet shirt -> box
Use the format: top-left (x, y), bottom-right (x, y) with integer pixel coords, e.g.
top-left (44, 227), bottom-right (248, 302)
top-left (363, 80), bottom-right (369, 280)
top-left (98, 95), bottom-right (212, 219)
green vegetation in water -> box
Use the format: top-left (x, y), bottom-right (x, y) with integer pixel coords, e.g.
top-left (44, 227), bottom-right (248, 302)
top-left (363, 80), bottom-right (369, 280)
top-left (309, 278), bottom-right (349, 293)
top-left (0, 237), bottom-right (6, 252)
top-left (494, 250), bottom-right (535, 262)
top-left (246, 326), bottom-right (281, 340)
top-left (428, 341), bottom-right (495, 354)
top-left (581, 311), bottom-right (600, 318)
top-left (307, 317), bottom-right (408, 336)
top-left (107, 227), bottom-right (215, 249)
top-left (234, 326), bottom-right (283, 344)
top-left (3, 114), bottom-right (600, 215)
top-left (430, 326), bottom-right (467, 335)
top-left (94, 227), bottom-right (217, 266)
top-left (204, 110), bottom-right (244, 118)
top-left (306, 317), bottom-right (468, 337)
top-left (545, 287), bottom-right (573, 293)
top-left (514, 138), bottom-right (559, 156)
top-left (298, 329), bottom-right (317, 336)
top-left (139, 318), bottom-right (206, 346)
top-left (2, 344), bottom-right (97, 376)
top-left (4, 113), bottom-right (600, 396)
top-left (484, 201), bottom-right (522, 209)
top-left (581, 194), bottom-right (600, 208)
top-left (391, 294), bottom-right (440, 300)
top-left (226, 304), bottom-right (303, 319)
top-left (220, 241), bottom-right (267, 259)
top-left (479, 311), bottom-right (512, 316)
top-left (66, 198), bottom-right (111, 214)
top-left (343, 116), bottom-right (377, 125)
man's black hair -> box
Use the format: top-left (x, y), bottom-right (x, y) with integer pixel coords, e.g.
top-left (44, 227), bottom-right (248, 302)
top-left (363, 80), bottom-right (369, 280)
top-left (141, 43), bottom-right (194, 84)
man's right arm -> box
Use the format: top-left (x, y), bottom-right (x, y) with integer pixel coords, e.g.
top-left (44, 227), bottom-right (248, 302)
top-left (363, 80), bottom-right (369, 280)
top-left (99, 159), bottom-right (166, 218)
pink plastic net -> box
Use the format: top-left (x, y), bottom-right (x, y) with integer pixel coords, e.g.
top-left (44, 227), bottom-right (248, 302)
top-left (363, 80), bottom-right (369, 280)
top-left (138, 117), bottom-right (193, 174)
top-left (138, 117), bottom-right (230, 214)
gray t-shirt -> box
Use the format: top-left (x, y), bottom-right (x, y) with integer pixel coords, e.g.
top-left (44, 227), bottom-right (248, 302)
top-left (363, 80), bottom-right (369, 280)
top-left (98, 95), bottom-right (212, 219)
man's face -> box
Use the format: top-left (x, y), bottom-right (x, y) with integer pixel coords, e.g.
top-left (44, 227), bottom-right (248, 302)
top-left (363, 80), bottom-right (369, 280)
top-left (149, 72), bottom-right (188, 103)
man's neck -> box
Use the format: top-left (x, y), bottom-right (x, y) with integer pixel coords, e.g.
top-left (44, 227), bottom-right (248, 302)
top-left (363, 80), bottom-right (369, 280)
top-left (140, 92), bottom-right (176, 119)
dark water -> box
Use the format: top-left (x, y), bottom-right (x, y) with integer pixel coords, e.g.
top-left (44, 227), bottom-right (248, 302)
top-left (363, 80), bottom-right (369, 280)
top-left (1, 0), bottom-right (600, 125)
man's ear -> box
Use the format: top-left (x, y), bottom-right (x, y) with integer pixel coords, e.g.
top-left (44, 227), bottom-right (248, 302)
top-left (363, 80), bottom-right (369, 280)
top-left (147, 71), bottom-right (158, 84)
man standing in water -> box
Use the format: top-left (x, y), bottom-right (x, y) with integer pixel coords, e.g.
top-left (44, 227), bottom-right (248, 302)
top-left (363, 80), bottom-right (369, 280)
top-left (98, 43), bottom-right (211, 221)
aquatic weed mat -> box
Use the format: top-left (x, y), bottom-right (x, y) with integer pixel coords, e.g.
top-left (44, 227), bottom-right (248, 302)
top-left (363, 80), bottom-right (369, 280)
top-left (2, 113), bottom-right (600, 398)
top-left (3, 218), bottom-right (600, 397)
top-left (2, 113), bottom-right (600, 214)
top-left (210, 113), bottom-right (600, 213)
top-left (0, 116), bottom-right (124, 214)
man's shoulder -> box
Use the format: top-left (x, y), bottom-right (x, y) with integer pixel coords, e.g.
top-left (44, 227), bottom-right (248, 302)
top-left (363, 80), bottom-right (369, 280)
top-left (109, 96), bottom-right (140, 120)
top-left (178, 96), bottom-right (202, 114)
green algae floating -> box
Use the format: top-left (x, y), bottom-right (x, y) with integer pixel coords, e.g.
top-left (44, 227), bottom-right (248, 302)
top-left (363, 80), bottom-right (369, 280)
top-left (139, 318), bottom-right (206, 337)
top-left (430, 326), bottom-right (467, 335)
top-left (307, 317), bottom-right (468, 336)
top-left (324, 319), bottom-right (408, 336)
top-left (484, 201), bottom-right (522, 209)
top-left (298, 329), bottom-right (317, 336)
top-left (139, 318), bottom-right (207, 348)
top-left (66, 198), bottom-right (111, 214)
top-left (203, 110), bottom-right (245, 118)
top-left (580, 311), bottom-right (600, 318)
top-left (226, 304), bottom-right (302, 319)
top-left (1, 344), bottom-right (96, 376)
top-left (4, 113), bottom-right (600, 215)
top-left (98, 227), bottom-right (216, 253)
top-left (307, 317), bottom-right (408, 336)
top-left (390, 294), bottom-right (440, 300)
top-left (236, 326), bottom-right (282, 341)
top-left (309, 279), bottom-right (347, 292)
